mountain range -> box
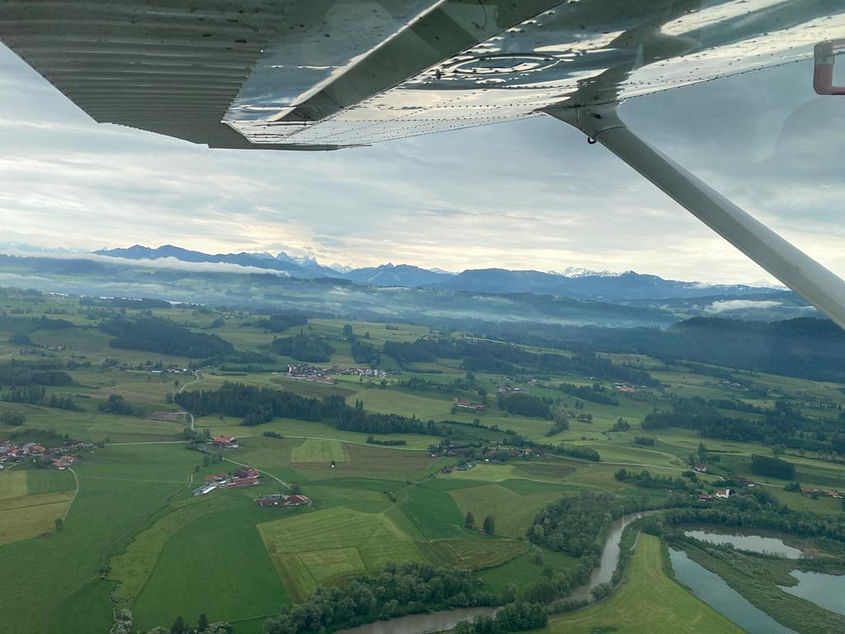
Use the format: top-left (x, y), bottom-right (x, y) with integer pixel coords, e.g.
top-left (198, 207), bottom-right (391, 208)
top-left (94, 244), bottom-right (785, 302)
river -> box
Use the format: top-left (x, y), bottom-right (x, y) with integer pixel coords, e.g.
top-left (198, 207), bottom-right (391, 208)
top-left (337, 511), bottom-right (652, 634)
top-left (568, 511), bottom-right (654, 602)
top-left (335, 607), bottom-right (497, 634)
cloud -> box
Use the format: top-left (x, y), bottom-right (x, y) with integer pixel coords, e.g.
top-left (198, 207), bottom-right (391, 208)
top-left (705, 300), bottom-right (784, 314)
top-left (0, 248), bottom-right (292, 277)
top-left (0, 43), bottom-right (843, 287)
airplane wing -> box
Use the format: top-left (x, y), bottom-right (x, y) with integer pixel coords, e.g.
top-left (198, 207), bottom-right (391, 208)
top-left (2, 0), bottom-right (843, 149)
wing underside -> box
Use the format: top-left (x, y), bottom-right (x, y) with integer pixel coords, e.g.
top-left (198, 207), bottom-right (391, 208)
top-left (2, 0), bottom-right (844, 149)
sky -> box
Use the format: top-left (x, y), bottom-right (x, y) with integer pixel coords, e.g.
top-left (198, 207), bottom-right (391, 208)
top-left (1, 41), bottom-right (843, 285)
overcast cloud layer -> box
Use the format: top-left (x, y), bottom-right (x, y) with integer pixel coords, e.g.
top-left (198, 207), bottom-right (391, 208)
top-left (1, 43), bottom-right (843, 285)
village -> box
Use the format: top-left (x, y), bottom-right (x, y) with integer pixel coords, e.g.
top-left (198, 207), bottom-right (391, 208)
top-left (192, 438), bottom-right (313, 510)
top-left (280, 363), bottom-right (395, 385)
top-left (0, 437), bottom-right (88, 471)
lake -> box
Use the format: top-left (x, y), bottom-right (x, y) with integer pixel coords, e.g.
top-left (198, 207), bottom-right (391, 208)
top-left (684, 528), bottom-right (803, 559)
top-left (780, 570), bottom-right (845, 616)
top-left (668, 547), bottom-right (796, 633)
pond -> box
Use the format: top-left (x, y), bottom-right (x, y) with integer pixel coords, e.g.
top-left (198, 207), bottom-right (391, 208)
top-left (668, 547), bottom-right (796, 634)
top-left (684, 528), bottom-right (803, 559)
top-left (779, 571), bottom-right (845, 616)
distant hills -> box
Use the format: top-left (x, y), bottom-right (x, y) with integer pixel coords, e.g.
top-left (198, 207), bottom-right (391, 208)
top-left (95, 244), bottom-right (784, 302)
top-left (94, 244), bottom-right (338, 278)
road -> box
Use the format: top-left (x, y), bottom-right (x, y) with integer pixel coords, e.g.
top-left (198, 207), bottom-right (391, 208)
top-left (62, 467), bottom-right (80, 521)
top-left (178, 371), bottom-right (200, 431)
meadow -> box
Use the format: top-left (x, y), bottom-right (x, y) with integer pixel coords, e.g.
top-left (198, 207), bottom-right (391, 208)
top-left (541, 534), bottom-right (743, 633)
top-left (0, 290), bottom-right (842, 633)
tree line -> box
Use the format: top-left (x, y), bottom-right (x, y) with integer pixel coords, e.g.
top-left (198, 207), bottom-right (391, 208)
top-left (99, 316), bottom-right (233, 358)
top-left (382, 337), bottom-right (658, 386)
top-left (641, 395), bottom-right (844, 454)
top-left (263, 562), bottom-right (498, 633)
top-left (0, 360), bottom-right (72, 387)
top-left (174, 383), bottom-right (436, 435)
top-left (250, 312), bottom-right (308, 333)
top-left (271, 333), bottom-right (334, 362)
top-left (661, 488), bottom-right (845, 542)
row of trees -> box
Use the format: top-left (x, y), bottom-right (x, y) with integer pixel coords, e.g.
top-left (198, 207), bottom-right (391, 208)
top-left (454, 602), bottom-right (548, 633)
top-left (263, 562), bottom-right (498, 633)
top-left (614, 468), bottom-right (690, 491)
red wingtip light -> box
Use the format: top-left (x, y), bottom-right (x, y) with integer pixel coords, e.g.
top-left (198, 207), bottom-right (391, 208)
top-left (814, 39), bottom-right (845, 95)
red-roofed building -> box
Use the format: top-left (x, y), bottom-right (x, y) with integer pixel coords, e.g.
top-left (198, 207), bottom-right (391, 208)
top-left (224, 476), bottom-right (259, 488)
top-left (257, 494), bottom-right (285, 508)
top-left (212, 436), bottom-right (239, 449)
top-left (286, 494), bottom-right (311, 506)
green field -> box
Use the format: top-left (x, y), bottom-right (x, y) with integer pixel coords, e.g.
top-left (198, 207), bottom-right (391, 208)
top-left (542, 535), bottom-right (743, 633)
top-left (131, 499), bottom-right (289, 632)
top-left (0, 470), bottom-right (29, 499)
top-left (258, 507), bottom-right (425, 601)
top-left (0, 469), bottom-right (76, 545)
top-left (449, 483), bottom-right (562, 538)
top-left (109, 494), bottom-right (241, 606)
top-left (290, 438), bottom-right (348, 464)
top-left (1, 292), bottom-right (843, 633)
top-left (419, 537), bottom-right (526, 568)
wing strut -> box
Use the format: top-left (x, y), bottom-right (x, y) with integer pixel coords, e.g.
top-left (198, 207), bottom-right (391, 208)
top-left (544, 105), bottom-right (845, 330)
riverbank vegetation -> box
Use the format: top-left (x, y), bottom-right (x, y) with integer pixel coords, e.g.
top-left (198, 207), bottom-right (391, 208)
top-left (669, 535), bottom-right (845, 633)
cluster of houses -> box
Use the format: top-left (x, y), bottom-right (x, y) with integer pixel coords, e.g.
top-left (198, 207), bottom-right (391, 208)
top-left (282, 363), bottom-right (395, 384)
top-left (496, 385), bottom-right (526, 394)
top-left (149, 367), bottom-right (191, 376)
top-left (613, 383), bottom-right (638, 393)
top-left (283, 364), bottom-right (336, 384)
top-left (18, 343), bottom-right (66, 355)
top-left (256, 492), bottom-right (312, 508)
top-left (452, 397), bottom-right (485, 412)
top-left (799, 487), bottom-right (843, 499)
top-left (0, 438), bottom-right (86, 470)
top-left (193, 466), bottom-right (262, 496)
